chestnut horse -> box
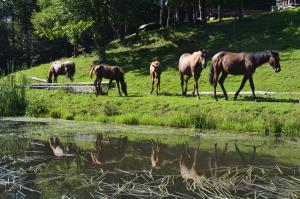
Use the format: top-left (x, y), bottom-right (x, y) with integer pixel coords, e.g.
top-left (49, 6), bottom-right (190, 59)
top-left (178, 50), bottom-right (207, 97)
top-left (150, 60), bottom-right (161, 95)
top-left (47, 61), bottom-right (75, 83)
top-left (90, 64), bottom-right (128, 97)
top-left (209, 50), bottom-right (281, 101)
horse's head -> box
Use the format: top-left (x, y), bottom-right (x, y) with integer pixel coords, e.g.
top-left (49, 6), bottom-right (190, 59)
top-left (269, 51), bottom-right (281, 73)
top-left (198, 49), bottom-right (207, 69)
top-left (64, 62), bottom-right (75, 81)
top-left (151, 61), bottom-right (160, 73)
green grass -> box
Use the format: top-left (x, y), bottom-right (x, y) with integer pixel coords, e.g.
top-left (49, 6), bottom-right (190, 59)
top-left (13, 8), bottom-right (300, 136)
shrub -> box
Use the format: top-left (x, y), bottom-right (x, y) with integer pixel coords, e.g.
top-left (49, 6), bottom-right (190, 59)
top-left (0, 75), bottom-right (27, 116)
top-left (26, 99), bottom-right (48, 117)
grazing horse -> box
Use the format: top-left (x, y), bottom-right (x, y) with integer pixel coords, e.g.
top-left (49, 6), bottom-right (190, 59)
top-left (178, 50), bottom-right (207, 97)
top-left (150, 60), bottom-right (161, 95)
top-left (209, 50), bottom-right (281, 101)
top-left (90, 64), bottom-right (128, 97)
top-left (90, 134), bottom-right (128, 165)
top-left (47, 61), bottom-right (75, 83)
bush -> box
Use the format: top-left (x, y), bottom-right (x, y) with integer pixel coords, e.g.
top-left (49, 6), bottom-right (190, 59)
top-left (103, 103), bottom-right (120, 116)
top-left (0, 75), bottom-right (27, 116)
top-left (26, 99), bottom-right (48, 117)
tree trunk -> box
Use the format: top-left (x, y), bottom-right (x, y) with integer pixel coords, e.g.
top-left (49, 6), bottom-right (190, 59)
top-left (218, 0), bottom-right (223, 21)
top-left (199, 0), bottom-right (202, 21)
top-left (167, 6), bottom-right (171, 28)
top-left (200, 0), bottom-right (207, 25)
top-left (238, 0), bottom-right (244, 19)
top-left (160, 0), bottom-right (164, 27)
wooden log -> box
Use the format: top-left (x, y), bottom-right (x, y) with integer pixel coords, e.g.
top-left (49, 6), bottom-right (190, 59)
top-left (29, 77), bottom-right (48, 83)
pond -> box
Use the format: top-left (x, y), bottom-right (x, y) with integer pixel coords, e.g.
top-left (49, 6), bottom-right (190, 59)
top-left (0, 118), bottom-right (299, 199)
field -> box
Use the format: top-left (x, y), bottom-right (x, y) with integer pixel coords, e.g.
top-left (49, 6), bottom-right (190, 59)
top-left (10, 8), bottom-right (300, 136)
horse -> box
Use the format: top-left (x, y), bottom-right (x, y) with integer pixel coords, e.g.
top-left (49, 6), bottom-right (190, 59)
top-left (209, 50), bottom-right (281, 101)
top-left (47, 61), bottom-right (76, 83)
top-left (90, 64), bottom-right (128, 97)
top-left (90, 134), bottom-right (128, 165)
top-left (150, 60), bottom-right (161, 95)
top-left (178, 50), bottom-right (207, 97)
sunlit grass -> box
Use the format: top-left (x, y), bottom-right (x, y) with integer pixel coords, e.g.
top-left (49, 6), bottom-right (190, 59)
top-left (11, 8), bottom-right (300, 135)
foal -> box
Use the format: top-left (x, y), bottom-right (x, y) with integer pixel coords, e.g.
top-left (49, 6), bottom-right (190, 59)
top-left (150, 60), bottom-right (161, 95)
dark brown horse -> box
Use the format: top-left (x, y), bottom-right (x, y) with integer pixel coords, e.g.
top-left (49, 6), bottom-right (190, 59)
top-left (150, 60), bottom-right (161, 95)
top-left (47, 61), bottom-right (75, 83)
top-left (178, 50), bottom-right (207, 97)
top-left (209, 50), bottom-right (281, 101)
top-left (90, 64), bottom-right (128, 97)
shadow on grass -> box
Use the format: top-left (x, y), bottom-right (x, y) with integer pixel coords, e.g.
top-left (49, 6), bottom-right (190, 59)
top-left (106, 8), bottom-right (300, 77)
top-left (239, 96), bottom-right (300, 103)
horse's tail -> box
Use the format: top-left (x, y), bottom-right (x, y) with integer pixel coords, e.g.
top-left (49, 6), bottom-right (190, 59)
top-left (209, 63), bottom-right (214, 85)
top-left (209, 53), bottom-right (223, 85)
top-left (47, 67), bottom-right (53, 83)
top-left (90, 66), bottom-right (95, 79)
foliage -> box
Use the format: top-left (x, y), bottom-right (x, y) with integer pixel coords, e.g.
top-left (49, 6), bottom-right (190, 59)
top-left (0, 74), bottom-right (27, 116)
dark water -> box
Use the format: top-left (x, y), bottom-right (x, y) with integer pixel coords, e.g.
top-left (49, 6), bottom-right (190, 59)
top-left (0, 118), bottom-right (299, 199)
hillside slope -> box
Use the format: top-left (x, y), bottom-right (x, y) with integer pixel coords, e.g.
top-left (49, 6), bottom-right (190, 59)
top-left (14, 8), bottom-right (300, 135)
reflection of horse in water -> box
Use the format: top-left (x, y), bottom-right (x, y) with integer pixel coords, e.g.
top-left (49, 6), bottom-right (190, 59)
top-left (179, 143), bottom-right (229, 184)
top-left (49, 137), bottom-right (77, 157)
top-left (150, 139), bottom-right (160, 169)
top-left (90, 134), bottom-right (128, 165)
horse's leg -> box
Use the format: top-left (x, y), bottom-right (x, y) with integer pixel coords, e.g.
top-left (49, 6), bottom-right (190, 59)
top-left (180, 73), bottom-right (185, 95)
top-left (248, 75), bottom-right (257, 101)
top-left (116, 80), bottom-right (122, 96)
top-left (106, 79), bottom-right (113, 96)
top-left (94, 79), bottom-right (99, 96)
top-left (192, 75), bottom-right (200, 97)
top-left (184, 76), bottom-right (191, 96)
top-left (150, 76), bottom-right (155, 94)
top-left (156, 77), bottom-right (160, 96)
top-left (234, 75), bottom-right (248, 100)
top-left (218, 72), bottom-right (228, 100)
top-left (213, 71), bottom-right (221, 100)
top-left (54, 75), bottom-right (57, 83)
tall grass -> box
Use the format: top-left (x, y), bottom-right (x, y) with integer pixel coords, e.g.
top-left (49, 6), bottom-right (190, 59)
top-left (0, 74), bottom-right (27, 116)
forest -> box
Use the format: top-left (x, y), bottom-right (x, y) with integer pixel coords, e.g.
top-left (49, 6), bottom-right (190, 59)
top-left (0, 0), bottom-right (275, 73)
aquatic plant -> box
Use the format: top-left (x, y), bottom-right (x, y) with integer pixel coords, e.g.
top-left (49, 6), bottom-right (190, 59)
top-left (0, 75), bottom-right (27, 116)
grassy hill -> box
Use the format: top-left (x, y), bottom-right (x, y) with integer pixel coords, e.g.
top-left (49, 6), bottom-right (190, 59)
top-left (13, 8), bottom-right (300, 136)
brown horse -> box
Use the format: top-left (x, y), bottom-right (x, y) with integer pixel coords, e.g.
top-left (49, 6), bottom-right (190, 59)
top-left (150, 60), bottom-right (161, 95)
top-left (90, 134), bottom-right (128, 165)
top-left (178, 50), bottom-right (207, 97)
top-left (47, 61), bottom-right (75, 83)
top-left (90, 64), bottom-right (128, 97)
top-left (209, 50), bottom-right (281, 101)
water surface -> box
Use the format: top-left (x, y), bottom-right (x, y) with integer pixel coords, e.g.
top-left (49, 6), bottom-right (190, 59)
top-left (0, 118), bottom-right (299, 198)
